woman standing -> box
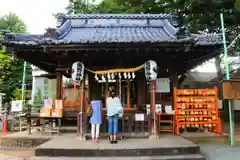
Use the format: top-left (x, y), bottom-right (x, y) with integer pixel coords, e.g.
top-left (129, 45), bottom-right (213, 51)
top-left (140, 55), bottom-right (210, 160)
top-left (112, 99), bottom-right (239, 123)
top-left (89, 100), bottom-right (103, 144)
top-left (106, 91), bottom-right (123, 144)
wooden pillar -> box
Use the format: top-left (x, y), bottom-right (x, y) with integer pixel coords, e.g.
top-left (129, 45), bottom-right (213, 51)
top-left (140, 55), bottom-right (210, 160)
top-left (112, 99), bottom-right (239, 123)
top-left (149, 80), bottom-right (158, 138)
top-left (56, 72), bottom-right (62, 99)
top-left (127, 80), bottom-right (131, 109)
top-left (137, 78), bottom-right (144, 109)
top-left (171, 72), bottom-right (178, 108)
top-left (84, 74), bottom-right (89, 112)
top-left (80, 81), bottom-right (84, 111)
top-left (150, 81), bottom-right (156, 113)
top-left (105, 81), bottom-right (109, 106)
top-left (171, 72), bottom-right (178, 88)
top-left (74, 81), bottom-right (77, 100)
top-left (171, 72), bottom-right (178, 135)
top-left (79, 77), bottom-right (85, 140)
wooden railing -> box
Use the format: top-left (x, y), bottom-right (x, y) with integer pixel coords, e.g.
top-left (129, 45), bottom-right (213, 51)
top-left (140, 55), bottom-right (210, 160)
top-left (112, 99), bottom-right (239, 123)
top-left (77, 112), bottom-right (150, 138)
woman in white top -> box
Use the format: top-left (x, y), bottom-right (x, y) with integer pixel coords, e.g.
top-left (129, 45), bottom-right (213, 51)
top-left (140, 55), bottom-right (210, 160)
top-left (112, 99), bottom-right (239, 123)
top-left (106, 91), bottom-right (123, 144)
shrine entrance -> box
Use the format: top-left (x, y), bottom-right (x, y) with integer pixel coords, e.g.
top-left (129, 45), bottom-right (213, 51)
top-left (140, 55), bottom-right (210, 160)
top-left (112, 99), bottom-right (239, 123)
top-left (1, 13), bottom-right (223, 139)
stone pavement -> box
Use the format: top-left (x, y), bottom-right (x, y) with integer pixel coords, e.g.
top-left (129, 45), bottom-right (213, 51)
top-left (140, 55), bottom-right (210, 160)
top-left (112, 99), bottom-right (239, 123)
top-left (0, 153), bottom-right (22, 160)
top-left (200, 144), bottom-right (240, 160)
top-left (0, 144), bottom-right (240, 160)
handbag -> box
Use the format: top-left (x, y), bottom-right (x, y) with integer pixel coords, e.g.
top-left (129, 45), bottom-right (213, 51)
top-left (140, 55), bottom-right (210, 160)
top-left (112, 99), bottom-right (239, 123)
top-left (86, 105), bottom-right (93, 117)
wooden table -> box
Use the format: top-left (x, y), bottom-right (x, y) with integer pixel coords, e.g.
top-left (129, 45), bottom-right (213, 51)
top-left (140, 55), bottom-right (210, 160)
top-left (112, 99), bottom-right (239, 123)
top-left (21, 114), bottom-right (62, 135)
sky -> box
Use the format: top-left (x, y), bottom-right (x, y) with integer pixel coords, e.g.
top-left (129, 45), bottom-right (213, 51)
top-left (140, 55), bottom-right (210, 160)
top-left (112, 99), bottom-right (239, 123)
top-left (0, 0), bottom-right (69, 34)
top-left (0, 0), bottom-right (217, 72)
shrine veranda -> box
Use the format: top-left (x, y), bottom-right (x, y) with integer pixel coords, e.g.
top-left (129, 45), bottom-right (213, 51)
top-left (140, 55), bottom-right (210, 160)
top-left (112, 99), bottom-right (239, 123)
top-left (1, 14), bottom-right (224, 141)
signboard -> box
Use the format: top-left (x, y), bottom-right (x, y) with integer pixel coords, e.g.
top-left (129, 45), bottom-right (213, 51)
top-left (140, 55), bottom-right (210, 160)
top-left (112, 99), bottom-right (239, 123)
top-left (11, 100), bottom-right (23, 112)
top-left (156, 78), bottom-right (170, 93)
top-left (135, 113), bottom-right (145, 121)
top-left (222, 79), bottom-right (240, 99)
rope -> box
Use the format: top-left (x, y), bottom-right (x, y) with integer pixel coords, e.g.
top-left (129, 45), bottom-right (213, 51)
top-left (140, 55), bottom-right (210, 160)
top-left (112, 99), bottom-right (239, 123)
top-left (85, 64), bottom-right (145, 75)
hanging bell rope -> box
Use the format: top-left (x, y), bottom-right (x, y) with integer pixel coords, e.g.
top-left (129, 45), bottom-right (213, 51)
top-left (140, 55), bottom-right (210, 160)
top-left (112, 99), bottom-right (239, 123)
top-left (85, 64), bottom-right (145, 75)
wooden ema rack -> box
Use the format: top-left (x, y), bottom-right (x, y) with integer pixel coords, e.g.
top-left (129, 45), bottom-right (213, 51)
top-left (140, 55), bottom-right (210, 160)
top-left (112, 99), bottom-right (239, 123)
top-left (173, 87), bottom-right (222, 135)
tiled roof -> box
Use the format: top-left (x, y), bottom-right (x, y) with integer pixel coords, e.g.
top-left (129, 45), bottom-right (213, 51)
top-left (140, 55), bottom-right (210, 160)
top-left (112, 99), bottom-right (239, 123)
top-left (1, 13), bottom-right (222, 46)
top-left (58, 13), bottom-right (176, 19)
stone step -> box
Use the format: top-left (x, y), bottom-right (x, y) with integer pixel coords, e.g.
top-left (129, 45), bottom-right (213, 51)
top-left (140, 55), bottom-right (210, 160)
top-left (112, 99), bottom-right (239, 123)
top-left (35, 136), bottom-right (202, 157)
top-left (35, 146), bottom-right (201, 157)
top-left (29, 154), bottom-right (205, 160)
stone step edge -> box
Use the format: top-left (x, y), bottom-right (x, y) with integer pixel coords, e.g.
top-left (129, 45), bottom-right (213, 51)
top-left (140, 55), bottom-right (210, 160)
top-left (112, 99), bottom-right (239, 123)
top-left (28, 154), bottom-right (205, 160)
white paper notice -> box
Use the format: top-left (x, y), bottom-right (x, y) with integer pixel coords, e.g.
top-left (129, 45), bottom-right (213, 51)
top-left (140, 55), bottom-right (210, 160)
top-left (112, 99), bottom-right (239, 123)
top-left (156, 78), bottom-right (170, 93)
top-left (11, 100), bottom-right (23, 112)
top-left (55, 100), bottom-right (63, 109)
top-left (135, 113), bottom-right (145, 121)
top-left (165, 105), bottom-right (174, 114)
top-left (156, 104), bottom-right (162, 113)
top-left (146, 104), bottom-right (151, 115)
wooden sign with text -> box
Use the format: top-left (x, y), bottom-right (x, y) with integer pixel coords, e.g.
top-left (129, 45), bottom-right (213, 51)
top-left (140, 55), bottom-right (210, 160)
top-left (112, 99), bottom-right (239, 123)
top-left (222, 79), bottom-right (240, 100)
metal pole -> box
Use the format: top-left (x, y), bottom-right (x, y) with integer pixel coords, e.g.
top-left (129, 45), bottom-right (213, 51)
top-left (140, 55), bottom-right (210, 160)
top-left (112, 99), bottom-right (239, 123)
top-left (20, 61), bottom-right (27, 132)
top-left (220, 13), bottom-right (235, 146)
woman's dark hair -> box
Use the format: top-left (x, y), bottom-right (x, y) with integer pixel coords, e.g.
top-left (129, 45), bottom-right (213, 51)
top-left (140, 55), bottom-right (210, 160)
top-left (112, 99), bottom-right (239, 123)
top-left (109, 91), bottom-right (116, 98)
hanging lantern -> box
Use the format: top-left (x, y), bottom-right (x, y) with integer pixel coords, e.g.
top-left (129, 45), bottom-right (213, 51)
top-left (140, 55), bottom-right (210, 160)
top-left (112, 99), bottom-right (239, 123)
top-left (71, 61), bottom-right (84, 82)
top-left (144, 60), bottom-right (158, 81)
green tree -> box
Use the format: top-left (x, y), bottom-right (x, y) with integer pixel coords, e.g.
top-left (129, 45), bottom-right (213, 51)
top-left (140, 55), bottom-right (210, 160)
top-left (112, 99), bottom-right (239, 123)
top-left (66, 0), bottom-right (240, 99)
top-left (0, 12), bottom-right (30, 102)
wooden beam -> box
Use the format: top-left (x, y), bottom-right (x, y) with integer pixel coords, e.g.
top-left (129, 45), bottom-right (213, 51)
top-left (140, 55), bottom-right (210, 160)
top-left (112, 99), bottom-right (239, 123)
top-left (127, 81), bottom-right (131, 109)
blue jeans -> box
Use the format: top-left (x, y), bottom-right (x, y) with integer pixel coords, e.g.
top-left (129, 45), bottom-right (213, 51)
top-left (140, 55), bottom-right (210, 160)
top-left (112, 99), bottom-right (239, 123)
top-left (108, 114), bottom-right (119, 135)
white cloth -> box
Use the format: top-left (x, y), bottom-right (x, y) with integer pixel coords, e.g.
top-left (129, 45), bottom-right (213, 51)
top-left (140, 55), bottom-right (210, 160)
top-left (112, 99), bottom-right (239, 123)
top-left (91, 124), bottom-right (100, 138)
top-left (106, 97), bottom-right (123, 116)
top-left (118, 106), bottom-right (124, 117)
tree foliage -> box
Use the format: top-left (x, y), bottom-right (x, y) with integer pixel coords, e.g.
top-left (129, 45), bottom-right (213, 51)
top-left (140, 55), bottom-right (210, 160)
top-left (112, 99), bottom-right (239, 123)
top-left (66, 0), bottom-right (240, 72)
top-left (0, 12), bottom-right (30, 102)
top-left (67, 0), bottom-right (239, 31)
